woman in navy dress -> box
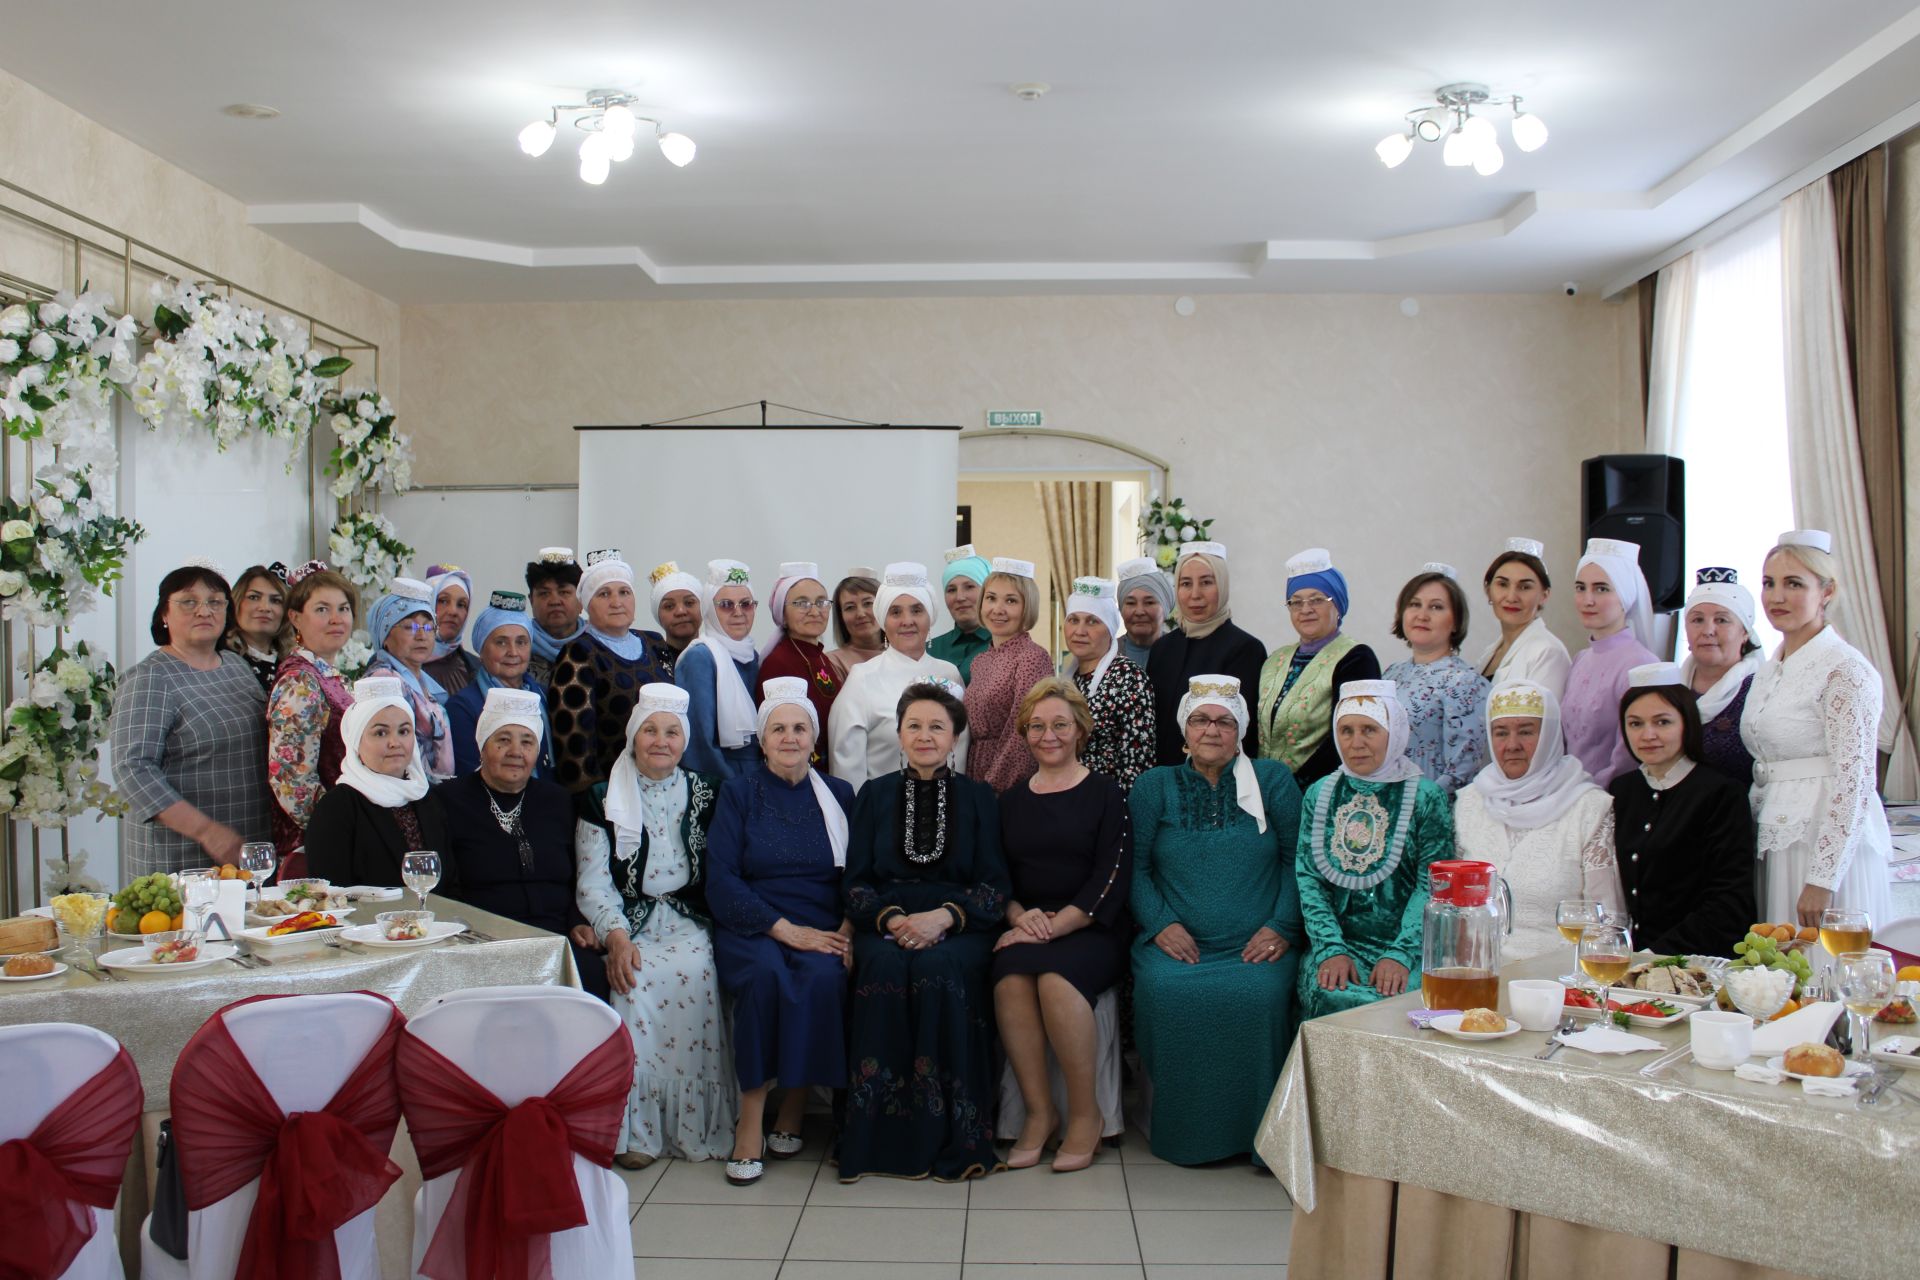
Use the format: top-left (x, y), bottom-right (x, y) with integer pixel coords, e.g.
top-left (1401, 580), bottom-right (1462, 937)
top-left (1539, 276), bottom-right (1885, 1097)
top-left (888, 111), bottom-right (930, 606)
top-left (706, 676), bottom-right (855, 1186)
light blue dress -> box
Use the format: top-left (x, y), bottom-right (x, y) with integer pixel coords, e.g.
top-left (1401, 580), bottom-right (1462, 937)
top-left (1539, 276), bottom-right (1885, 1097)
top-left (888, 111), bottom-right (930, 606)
top-left (1382, 656), bottom-right (1490, 794)
top-left (674, 643), bottom-right (761, 779)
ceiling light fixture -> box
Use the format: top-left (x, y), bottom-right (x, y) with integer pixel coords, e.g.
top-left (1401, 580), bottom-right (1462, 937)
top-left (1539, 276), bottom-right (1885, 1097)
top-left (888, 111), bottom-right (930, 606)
top-left (1373, 83), bottom-right (1545, 177)
top-left (517, 89), bottom-right (696, 184)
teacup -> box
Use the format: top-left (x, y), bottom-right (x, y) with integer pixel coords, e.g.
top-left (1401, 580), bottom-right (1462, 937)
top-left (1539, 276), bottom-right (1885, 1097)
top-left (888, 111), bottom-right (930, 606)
top-left (1689, 1009), bottom-right (1754, 1070)
top-left (1508, 979), bottom-right (1566, 1032)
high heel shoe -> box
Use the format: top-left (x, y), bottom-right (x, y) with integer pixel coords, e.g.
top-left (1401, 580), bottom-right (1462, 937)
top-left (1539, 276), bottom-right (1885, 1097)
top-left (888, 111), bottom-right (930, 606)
top-left (1006, 1143), bottom-right (1046, 1169)
top-left (1050, 1145), bottom-right (1097, 1173)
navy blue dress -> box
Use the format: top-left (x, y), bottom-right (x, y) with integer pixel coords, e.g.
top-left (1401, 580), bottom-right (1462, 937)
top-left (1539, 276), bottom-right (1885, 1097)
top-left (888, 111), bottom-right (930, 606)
top-left (1699, 676), bottom-right (1756, 788)
top-left (444, 677), bottom-right (556, 780)
top-left (706, 763), bottom-right (856, 1092)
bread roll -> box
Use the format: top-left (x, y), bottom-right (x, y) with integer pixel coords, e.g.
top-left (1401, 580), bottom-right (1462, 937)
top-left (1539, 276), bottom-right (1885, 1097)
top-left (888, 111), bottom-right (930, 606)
top-left (0, 916), bottom-right (57, 955)
top-left (1783, 1043), bottom-right (1843, 1077)
top-left (4, 953), bottom-right (55, 976)
top-left (1459, 1008), bottom-right (1505, 1033)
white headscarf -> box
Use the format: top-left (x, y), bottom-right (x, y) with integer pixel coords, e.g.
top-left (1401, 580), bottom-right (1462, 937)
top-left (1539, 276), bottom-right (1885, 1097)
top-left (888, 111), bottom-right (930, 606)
top-left (1332, 679), bottom-right (1422, 785)
top-left (1060, 576), bottom-right (1122, 695)
top-left (1679, 568), bottom-right (1761, 722)
top-left (1575, 537), bottom-right (1655, 651)
top-left (604, 684), bottom-right (691, 862)
top-left (681, 559), bottom-right (760, 750)
top-left (1175, 673), bottom-right (1266, 833)
top-left (577, 549), bottom-right (635, 616)
top-left (1467, 680), bottom-right (1599, 830)
top-left (648, 560), bottom-right (702, 627)
top-left (756, 676), bottom-right (849, 867)
top-left (874, 562), bottom-right (936, 632)
top-left (474, 687), bottom-right (545, 749)
top-left (338, 676), bottom-right (430, 808)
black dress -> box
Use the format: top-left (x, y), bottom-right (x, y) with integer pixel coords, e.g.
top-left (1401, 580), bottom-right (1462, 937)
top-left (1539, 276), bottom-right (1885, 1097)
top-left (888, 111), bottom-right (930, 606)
top-left (433, 772), bottom-right (608, 999)
top-left (305, 783), bottom-right (455, 894)
top-left (1698, 677), bottom-right (1756, 788)
top-left (992, 772), bottom-right (1133, 1004)
top-left (1289, 644), bottom-right (1383, 789)
top-left (1607, 761), bottom-right (1756, 956)
top-left (840, 769), bottom-right (1011, 1182)
top-left (1146, 622), bottom-right (1267, 765)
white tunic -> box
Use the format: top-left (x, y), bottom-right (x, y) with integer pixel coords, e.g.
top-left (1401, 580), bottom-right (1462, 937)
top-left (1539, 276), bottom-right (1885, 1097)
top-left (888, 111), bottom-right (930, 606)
top-left (1738, 625), bottom-right (1893, 923)
top-left (826, 645), bottom-right (968, 790)
top-left (1452, 786), bottom-right (1623, 963)
top-left (1474, 616), bottom-right (1573, 700)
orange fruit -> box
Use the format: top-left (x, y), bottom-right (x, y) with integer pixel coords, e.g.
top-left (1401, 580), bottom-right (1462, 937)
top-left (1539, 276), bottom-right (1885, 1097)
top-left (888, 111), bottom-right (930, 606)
top-left (1898, 965), bottom-right (1920, 984)
top-left (170, 913), bottom-right (184, 931)
top-left (1770, 999), bottom-right (1799, 1021)
top-left (139, 910), bottom-right (172, 935)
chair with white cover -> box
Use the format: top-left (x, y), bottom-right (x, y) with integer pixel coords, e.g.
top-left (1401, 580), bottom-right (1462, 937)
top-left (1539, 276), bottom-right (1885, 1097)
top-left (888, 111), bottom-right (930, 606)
top-left (993, 985), bottom-right (1127, 1142)
top-left (1876, 914), bottom-right (1920, 963)
top-left (0, 1022), bottom-right (142, 1280)
top-left (142, 992), bottom-right (405, 1280)
top-left (399, 986), bottom-right (633, 1279)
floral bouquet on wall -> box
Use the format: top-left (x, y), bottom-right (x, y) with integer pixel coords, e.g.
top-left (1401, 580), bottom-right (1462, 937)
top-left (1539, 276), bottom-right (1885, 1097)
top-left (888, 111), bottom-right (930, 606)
top-left (328, 510), bottom-right (414, 594)
top-left (325, 389), bottom-right (413, 500)
top-left (0, 291), bottom-right (138, 446)
top-left (0, 643), bottom-right (126, 828)
top-left (0, 495), bottom-right (144, 627)
top-left (1138, 496), bottom-right (1215, 569)
top-left (130, 280), bottom-right (351, 459)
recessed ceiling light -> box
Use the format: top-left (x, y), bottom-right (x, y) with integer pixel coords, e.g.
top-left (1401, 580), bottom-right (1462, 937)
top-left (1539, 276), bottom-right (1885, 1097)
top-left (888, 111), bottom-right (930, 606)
top-left (1010, 83), bottom-right (1050, 102)
top-left (221, 103), bottom-right (281, 120)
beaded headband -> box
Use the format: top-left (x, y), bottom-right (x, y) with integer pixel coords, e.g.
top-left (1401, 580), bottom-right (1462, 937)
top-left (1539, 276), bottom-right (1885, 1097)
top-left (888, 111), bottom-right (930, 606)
top-left (488, 589), bottom-right (528, 611)
top-left (1503, 537), bottom-right (1545, 558)
top-left (650, 560), bottom-right (683, 585)
top-left (1488, 687), bottom-right (1546, 719)
top-left (286, 559), bottom-right (329, 585)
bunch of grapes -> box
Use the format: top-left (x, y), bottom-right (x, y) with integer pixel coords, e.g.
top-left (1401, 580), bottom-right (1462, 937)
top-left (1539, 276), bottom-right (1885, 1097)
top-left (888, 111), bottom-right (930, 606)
top-left (113, 872), bottom-right (182, 919)
top-left (1729, 930), bottom-right (1814, 984)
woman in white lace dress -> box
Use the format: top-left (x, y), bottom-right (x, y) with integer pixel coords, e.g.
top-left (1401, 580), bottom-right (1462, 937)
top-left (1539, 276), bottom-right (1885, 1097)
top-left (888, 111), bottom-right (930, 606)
top-left (1740, 532), bottom-right (1894, 926)
top-left (1452, 680), bottom-right (1623, 961)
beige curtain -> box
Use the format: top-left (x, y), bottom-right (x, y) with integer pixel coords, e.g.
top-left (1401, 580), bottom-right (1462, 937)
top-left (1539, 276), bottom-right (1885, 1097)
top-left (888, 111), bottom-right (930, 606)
top-left (1780, 177), bottom-right (1920, 798)
top-left (1643, 252), bottom-right (1698, 456)
top-left (1036, 480), bottom-right (1108, 620)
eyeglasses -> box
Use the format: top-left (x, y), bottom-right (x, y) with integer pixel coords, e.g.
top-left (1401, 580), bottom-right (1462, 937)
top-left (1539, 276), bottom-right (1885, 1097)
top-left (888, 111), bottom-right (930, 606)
top-left (1185, 714), bottom-right (1238, 732)
top-left (1024, 720), bottom-right (1077, 737)
top-left (171, 595), bottom-right (228, 613)
top-left (401, 620), bottom-right (435, 635)
top-left (714, 598), bottom-right (758, 614)
top-left (787, 597), bottom-right (830, 612)
top-left (1286, 594), bottom-right (1332, 612)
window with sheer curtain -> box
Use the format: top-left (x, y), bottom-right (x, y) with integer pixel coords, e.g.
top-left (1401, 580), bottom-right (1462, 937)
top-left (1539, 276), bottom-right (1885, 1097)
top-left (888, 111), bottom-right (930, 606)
top-left (1650, 208), bottom-right (1794, 648)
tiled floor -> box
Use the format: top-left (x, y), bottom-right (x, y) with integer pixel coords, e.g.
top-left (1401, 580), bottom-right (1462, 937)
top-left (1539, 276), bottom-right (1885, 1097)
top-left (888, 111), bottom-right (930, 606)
top-left (620, 1118), bottom-right (1291, 1279)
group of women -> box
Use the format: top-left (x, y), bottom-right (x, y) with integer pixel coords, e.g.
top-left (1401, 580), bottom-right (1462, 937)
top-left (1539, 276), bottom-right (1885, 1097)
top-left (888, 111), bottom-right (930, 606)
top-left (106, 524), bottom-right (1896, 1179)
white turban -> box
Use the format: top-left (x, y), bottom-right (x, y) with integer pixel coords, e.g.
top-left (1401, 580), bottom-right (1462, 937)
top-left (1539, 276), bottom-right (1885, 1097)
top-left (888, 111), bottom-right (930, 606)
top-left (1174, 674), bottom-right (1265, 834)
top-left (874, 561), bottom-right (935, 627)
top-left (338, 676), bottom-right (429, 808)
top-left (577, 549), bottom-right (635, 612)
top-left (1061, 576), bottom-right (1123, 695)
top-left (603, 684), bottom-right (693, 862)
top-left (1679, 568), bottom-right (1762, 723)
top-left (1682, 568), bottom-right (1756, 644)
top-left (475, 687), bottom-right (545, 749)
top-left (757, 674), bottom-right (818, 739)
top-left (648, 560), bottom-right (702, 624)
top-left (756, 675), bottom-right (848, 866)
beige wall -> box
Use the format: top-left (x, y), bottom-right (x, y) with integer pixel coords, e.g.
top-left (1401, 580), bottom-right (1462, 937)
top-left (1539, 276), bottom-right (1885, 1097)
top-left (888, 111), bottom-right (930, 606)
top-left (401, 292), bottom-right (1641, 653)
top-left (1892, 127), bottom-right (1920, 732)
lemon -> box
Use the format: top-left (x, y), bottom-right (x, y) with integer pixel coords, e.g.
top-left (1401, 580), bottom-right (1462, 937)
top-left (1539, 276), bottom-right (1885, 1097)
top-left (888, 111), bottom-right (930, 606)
top-left (1899, 965), bottom-right (1920, 984)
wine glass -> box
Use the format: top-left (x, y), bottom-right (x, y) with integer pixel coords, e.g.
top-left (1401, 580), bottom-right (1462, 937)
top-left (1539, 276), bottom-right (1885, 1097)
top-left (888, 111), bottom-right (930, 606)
top-left (1577, 922), bottom-right (1633, 1028)
top-left (1556, 900), bottom-right (1607, 986)
top-left (182, 871), bottom-right (219, 940)
top-left (238, 842), bottom-right (277, 904)
top-left (401, 850), bottom-right (441, 914)
top-left (1819, 907), bottom-right (1871, 984)
top-left (1837, 950), bottom-right (1895, 1065)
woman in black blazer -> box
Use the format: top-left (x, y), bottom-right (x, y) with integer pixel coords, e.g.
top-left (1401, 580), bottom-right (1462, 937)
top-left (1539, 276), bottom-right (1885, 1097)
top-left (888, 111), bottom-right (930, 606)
top-left (305, 675), bottom-right (458, 894)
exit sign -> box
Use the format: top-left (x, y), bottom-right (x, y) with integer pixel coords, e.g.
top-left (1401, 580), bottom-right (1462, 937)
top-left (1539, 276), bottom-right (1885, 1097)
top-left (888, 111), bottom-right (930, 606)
top-left (987, 410), bottom-right (1043, 427)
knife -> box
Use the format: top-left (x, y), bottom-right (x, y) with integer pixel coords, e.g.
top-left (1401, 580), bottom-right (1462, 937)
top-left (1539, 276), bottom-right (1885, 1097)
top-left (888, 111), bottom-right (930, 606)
top-left (1639, 1044), bottom-right (1693, 1078)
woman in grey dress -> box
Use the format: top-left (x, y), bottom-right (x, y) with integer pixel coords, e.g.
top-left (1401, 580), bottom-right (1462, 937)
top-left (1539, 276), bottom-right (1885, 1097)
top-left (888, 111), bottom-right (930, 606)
top-left (110, 563), bottom-right (271, 876)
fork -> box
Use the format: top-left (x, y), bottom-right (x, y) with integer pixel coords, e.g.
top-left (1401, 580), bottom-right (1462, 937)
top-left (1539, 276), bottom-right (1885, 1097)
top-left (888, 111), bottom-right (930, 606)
top-left (1535, 1014), bottom-right (1578, 1060)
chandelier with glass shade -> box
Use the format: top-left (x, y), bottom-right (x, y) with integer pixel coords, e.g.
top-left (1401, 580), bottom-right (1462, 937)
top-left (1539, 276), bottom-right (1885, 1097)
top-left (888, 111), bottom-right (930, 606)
top-left (1374, 83), bottom-right (1547, 177)
top-left (516, 89), bottom-right (697, 185)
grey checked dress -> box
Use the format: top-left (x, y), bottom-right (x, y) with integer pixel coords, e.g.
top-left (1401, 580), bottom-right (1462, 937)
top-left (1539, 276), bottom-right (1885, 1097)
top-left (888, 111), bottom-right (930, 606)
top-left (110, 649), bottom-right (271, 876)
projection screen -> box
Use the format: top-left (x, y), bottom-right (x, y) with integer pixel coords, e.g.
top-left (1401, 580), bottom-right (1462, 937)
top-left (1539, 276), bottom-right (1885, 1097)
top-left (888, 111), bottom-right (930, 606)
top-left (576, 425), bottom-right (961, 633)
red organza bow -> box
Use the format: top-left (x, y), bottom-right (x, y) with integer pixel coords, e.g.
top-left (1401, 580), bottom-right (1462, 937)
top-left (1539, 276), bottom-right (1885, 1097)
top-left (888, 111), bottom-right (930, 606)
top-left (170, 993), bottom-right (406, 1280)
top-left (0, 1045), bottom-right (141, 1280)
top-left (398, 1026), bottom-right (632, 1280)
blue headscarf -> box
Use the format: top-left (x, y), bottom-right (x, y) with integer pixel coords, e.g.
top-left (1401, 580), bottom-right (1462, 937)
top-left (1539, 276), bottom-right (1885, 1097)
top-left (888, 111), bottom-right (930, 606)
top-left (470, 591), bottom-right (540, 697)
top-left (941, 544), bottom-right (991, 590)
top-left (368, 582), bottom-right (434, 657)
top-left (1284, 552), bottom-right (1351, 621)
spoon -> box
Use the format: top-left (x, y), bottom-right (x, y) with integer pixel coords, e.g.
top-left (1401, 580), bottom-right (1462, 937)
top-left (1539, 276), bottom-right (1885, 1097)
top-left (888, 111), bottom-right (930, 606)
top-left (1535, 1014), bottom-right (1578, 1060)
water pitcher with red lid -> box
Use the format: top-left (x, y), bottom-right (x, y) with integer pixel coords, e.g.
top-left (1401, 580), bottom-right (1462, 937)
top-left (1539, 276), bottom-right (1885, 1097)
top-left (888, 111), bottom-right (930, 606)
top-left (1420, 859), bottom-right (1512, 1011)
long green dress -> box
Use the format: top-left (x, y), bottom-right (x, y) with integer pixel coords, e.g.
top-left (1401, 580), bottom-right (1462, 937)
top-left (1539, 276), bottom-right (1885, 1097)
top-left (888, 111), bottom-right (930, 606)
top-left (1129, 757), bottom-right (1304, 1165)
top-left (1294, 771), bottom-right (1452, 1020)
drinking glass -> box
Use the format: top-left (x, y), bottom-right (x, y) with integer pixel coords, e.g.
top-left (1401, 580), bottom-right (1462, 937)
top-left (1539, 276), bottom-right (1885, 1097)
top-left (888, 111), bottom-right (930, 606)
top-left (1555, 899), bottom-right (1606, 986)
top-left (182, 871), bottom-right (219, 940)
top-left (1837, 950), bottom-right (1895, 1064)
top-left (401, 850), bottom-right (441, 913)
top-left (1819, 907), bottom-right (1871, 984)
top-left (238, 842), bottom-right (277, 902)
top-left (1577, 922), bottom-right (1633, 1027)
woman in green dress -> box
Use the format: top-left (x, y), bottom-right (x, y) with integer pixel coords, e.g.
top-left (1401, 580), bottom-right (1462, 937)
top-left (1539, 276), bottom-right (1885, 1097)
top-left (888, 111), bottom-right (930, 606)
top-left (1129, 673), bottom-right (1304, 1165)
top-left (1296, 679), bottom-right (1453, 1020)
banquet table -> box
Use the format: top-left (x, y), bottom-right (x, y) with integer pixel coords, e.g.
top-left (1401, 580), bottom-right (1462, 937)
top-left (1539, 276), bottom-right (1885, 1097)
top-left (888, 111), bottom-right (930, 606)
top-left (1254, 953), bottom-right (1920, 1280)
top-left (0, 894), bottom-right (581, 1278)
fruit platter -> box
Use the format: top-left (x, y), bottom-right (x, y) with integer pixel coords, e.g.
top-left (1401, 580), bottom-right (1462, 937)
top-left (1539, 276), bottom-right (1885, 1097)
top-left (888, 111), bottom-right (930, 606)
top-left (108, 873), bottom-right (185, 938)
top-left (1716, 925), bottom-right (1816, 1012)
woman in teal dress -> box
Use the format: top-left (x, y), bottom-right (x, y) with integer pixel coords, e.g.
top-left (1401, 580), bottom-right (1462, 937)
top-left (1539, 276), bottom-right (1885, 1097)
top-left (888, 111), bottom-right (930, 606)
top-left (1296, 679), bottom-right (1453, 1020)
top-left (1129, 673), bottom-right (1304, 1166)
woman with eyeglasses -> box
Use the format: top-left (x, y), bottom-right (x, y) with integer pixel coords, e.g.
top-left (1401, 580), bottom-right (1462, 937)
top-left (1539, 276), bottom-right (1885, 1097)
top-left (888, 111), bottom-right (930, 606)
top-left (1257, 548), bottom-right (1380, 789)
top-left (755, 562), bottom-right (842, 747)
top-left (365, 578), bottom-right (456, 782)
top-left (1129, 674), bottom-right (1304, 1165)
top-left (111, 562), bottom-right (272, 876)
top-left (675, 559), bottom-right (764, 782)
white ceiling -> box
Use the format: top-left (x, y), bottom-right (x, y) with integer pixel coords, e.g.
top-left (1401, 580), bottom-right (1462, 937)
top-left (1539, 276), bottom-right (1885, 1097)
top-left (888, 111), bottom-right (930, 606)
top-left (6, 2), bottom-right (1920, 302)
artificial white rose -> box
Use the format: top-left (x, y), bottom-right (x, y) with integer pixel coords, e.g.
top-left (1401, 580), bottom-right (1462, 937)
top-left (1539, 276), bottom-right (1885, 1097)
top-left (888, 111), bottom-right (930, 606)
top-left (34, 495), bottom-right (63, 522)
top-left (26, 332), bottom-right (57, 361)
top-left (37, 303), bottom-right (66, 326)
top-left (29, 671), bottom-right (64, 708)
top-left (0, 306), bottom-right (29, 336)
top-left (3, 519), bottom-right (34, 542)
top-left (55, 658), bottom-right (91, 692)
top-left (15, 364), bottom-right (45, 389)
top-left (0, 339), bottom-right (18, 363)
top-left (356, 396), bottom-right (377, 419)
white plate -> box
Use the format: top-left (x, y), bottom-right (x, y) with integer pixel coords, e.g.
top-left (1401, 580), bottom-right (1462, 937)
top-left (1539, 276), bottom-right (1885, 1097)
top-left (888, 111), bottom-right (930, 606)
top-left (1567, 999), bottom-right (1693, 1028)
top-left (239, 919), bottom-right (349, 946)
top-left (0, 960), bottom-right (68, 982)
top-left (98, 943), bottom-right (238, 975)
top-left (338, 920), bottom-right (466, 949)
top-left (1869, 1036), bottom-right (1920, 1071)
top-left (1429, 1013), bottom-right (1523, 1040)
top-left (1764, 1054), bottom-right (1873, 1083)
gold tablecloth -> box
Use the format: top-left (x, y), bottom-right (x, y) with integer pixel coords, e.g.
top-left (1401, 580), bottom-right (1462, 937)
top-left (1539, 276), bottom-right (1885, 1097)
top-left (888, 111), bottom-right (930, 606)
top-left (1255, 954), bottom-right (1920, 1280)
top-left (0, 895), bottom-right (580, 1278)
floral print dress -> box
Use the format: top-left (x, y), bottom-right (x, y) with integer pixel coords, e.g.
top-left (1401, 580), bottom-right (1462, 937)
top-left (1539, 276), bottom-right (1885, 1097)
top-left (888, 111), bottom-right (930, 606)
top-left (1382, 655), bottom-right (1490, 794)
top-left (266, 649), bottom-right (353, 878)
top-left (1073, 655), bottom-right (1156, 792)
